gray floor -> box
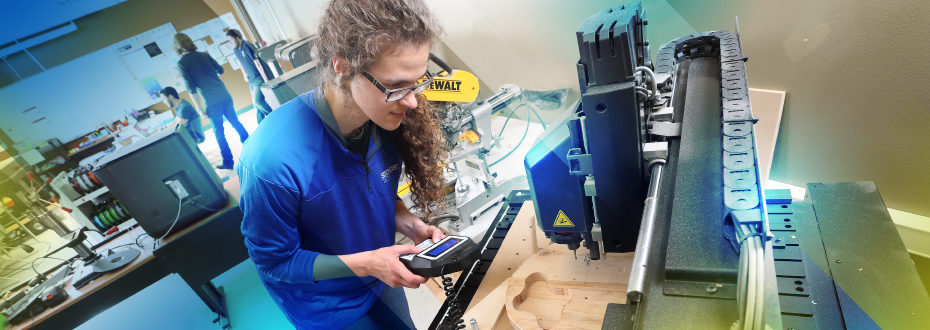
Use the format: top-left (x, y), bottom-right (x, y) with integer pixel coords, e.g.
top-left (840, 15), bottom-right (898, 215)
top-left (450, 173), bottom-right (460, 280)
top-left (70, 258), bottom-right (441, 330)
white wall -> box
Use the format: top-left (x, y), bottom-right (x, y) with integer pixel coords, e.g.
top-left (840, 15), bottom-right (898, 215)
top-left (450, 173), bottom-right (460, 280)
top-left (262, 0), bottom-right (327, 43)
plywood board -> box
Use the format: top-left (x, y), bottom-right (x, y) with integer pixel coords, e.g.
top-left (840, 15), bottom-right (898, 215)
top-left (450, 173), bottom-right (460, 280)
top-left (425, 276), bottom-right (448, 302)
top-left (494, 310), bottom-right (516, 330)
top-left (511, 245), bottom-right (633, 291)
top-left (503, 245), bottom-right (634, 330)
top-left (462, 280), bottom-right (510, 330)
top-left (466, 201), bottom-right (540, 312)
top-left (748, 88), bottom-right (786, 189)
top-left (534, 220), bottom-right (551, 249)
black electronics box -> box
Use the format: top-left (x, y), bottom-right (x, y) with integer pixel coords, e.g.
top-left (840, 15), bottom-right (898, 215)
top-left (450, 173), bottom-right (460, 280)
top-left (94, 126), bottom-right (226, 238)
top-left (40, 285), bottom-right (67, 308)
top-left (261, 60), bottom-right (320, 109)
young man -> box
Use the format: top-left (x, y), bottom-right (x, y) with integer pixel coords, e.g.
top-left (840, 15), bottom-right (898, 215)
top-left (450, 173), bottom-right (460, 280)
top-left (237, 0), bottom-right (450, 329)
top-left (174, 33), bottom-right (249, 170)
top-left (226, 29), bottom-right (275, 124)
top-left (158, 86), bottom-right (206, 144)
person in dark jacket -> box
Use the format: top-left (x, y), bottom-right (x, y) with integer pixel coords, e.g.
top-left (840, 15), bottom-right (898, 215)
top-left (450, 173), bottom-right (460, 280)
top-left (237, 0), bottom-right (451, 329)
top-left (158, 86), bottom-right (205, 143)
top-left (226, 29), bottom-right (275, 124)
top-left (174, 32), bottom-right (248, 170)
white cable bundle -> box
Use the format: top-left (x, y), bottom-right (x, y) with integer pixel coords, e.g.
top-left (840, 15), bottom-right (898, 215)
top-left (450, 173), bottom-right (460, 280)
top-left (736, 224), bottom-right (766, 330)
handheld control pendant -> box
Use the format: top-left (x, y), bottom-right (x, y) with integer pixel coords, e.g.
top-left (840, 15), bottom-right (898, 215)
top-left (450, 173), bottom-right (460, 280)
top-left (399, 235), bottom-right (479, 278)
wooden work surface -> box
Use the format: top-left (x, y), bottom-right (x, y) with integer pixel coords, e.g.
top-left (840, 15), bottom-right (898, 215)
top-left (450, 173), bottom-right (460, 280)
top-left (3, 184), bottom-right (241, 330)
top-left (467, 201), bottom-right (541, 312)
top-left (465, 244), bottom-right (634, 330)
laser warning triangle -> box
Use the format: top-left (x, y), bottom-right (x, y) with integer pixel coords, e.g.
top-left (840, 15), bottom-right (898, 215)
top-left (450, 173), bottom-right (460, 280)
top-left (553, 210), bottom-right (574, 227)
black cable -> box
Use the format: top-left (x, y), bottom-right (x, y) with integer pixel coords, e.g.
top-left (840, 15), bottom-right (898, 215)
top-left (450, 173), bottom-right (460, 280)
top-left (438, 274), bottom-right (465, 330)
top-left (489, 101), bottom-right (531, 167)
top-left (30, 256), bottom-right (71, 278)
top-left (429, 214), bottom-right (459, 227)
top-left (136, 233), bottom-right (157, 250)
top-left (136, 233), bottom-right (150, 248)
top-left (106, 242), bottom-right (139, 251)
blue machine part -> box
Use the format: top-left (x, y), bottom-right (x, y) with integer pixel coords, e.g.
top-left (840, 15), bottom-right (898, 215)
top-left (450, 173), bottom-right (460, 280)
top-left (524, 108), bottom-right (587, 236)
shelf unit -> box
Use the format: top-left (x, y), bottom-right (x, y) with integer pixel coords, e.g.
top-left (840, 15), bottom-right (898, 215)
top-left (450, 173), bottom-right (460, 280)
top-left (50, 171), bottom-right (137, 243)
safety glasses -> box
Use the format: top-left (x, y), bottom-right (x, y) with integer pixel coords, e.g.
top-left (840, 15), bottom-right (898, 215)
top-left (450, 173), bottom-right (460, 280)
top-left (361, 53), bottom-right (454, 102)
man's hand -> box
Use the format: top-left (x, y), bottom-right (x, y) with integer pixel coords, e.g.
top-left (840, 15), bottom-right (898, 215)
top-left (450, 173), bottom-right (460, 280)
top-left (255, 59), bottom-right (268, 82)
top-left (343, 245), bottom-right (428, 288)
top-left (190, 93), bottom-right (208, 120)
top-left (416, 224), bottom-right (445, 244)
top-left (394, 200), bottom-right (445, 244)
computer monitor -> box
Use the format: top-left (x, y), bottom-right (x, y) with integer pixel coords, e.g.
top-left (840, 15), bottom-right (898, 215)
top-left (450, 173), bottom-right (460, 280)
top-left (94, 125), bottom-right (226, 238)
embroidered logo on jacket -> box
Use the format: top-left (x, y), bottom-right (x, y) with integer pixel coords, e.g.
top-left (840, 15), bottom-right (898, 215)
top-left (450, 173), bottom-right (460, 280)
top-left (381, 164), bottom-right (399, 183)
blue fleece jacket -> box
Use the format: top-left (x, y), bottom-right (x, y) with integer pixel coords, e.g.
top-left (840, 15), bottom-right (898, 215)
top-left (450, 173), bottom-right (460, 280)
top-left (237, 89), bottom-right (402, 329)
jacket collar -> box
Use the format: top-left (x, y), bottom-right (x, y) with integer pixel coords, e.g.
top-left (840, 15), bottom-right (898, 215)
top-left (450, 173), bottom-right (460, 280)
top-left (313, 88), bottom-right (384, 162)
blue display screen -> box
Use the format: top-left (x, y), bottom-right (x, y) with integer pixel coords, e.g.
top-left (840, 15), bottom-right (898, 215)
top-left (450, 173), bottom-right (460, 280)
top-left (426, 239), bottom-right (460, 257)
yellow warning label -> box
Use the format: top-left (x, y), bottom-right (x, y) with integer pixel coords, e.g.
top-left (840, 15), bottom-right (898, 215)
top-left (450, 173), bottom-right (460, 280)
top-left (553, 210), bottom-right (574, 227)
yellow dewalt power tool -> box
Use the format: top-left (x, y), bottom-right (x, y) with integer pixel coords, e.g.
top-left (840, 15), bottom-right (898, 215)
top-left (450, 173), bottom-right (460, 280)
top-left (419, 70), bottom-right (481, 103)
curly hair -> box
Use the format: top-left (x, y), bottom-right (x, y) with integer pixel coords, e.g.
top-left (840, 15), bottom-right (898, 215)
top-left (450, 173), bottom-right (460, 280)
top-left (173, 33), bottom-right (197, 55)
top-left (317, 0), bottom-right (450, 218)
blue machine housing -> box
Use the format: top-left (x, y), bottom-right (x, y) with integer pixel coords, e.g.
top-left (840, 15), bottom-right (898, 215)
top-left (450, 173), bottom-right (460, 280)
top-left (524, 106), bottom-right (591, 246)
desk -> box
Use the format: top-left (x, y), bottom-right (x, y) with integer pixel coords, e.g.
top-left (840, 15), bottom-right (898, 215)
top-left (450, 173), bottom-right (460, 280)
top-left (153, 191), bottom-right (248, 328)
top-left (5, 226), bottom-right (167, 330)
top-left (4, 189), bottom-right (247, 330)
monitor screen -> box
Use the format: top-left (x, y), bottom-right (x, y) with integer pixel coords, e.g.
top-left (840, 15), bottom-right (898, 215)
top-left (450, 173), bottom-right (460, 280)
top-left (425, 238), bottom-right (460, 257)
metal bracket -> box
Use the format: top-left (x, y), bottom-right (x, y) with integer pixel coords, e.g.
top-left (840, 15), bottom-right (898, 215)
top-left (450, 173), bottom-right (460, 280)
top-left (652, 107), bottom-right (674, 122)
top-left (643, 142), bottom-right (669, 161)
top-left (567, 148), bottom-right (593, 176)
top-left (592, 223), bottom-right (603, 241)
top-left (648, 121), bottom-right (682, 137)
top-left (584, 177), bottom-right (597, 197)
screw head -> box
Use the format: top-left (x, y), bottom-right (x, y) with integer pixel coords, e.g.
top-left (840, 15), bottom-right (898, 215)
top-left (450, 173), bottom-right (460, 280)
top-left (775, 238), bottom-right (783, 243)
top-left (705, 285), bottom-right (718, 293)
top-left (836, 259), bottom-right (842, 263)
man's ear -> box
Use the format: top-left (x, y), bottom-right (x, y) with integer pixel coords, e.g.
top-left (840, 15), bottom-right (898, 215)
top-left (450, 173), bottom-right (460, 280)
top-left (333, 56), bottom-right (351, 78)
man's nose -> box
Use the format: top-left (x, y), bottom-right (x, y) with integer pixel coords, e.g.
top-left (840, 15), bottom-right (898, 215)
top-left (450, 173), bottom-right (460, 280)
top-left (397, 91), bottom-right (418, 109)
